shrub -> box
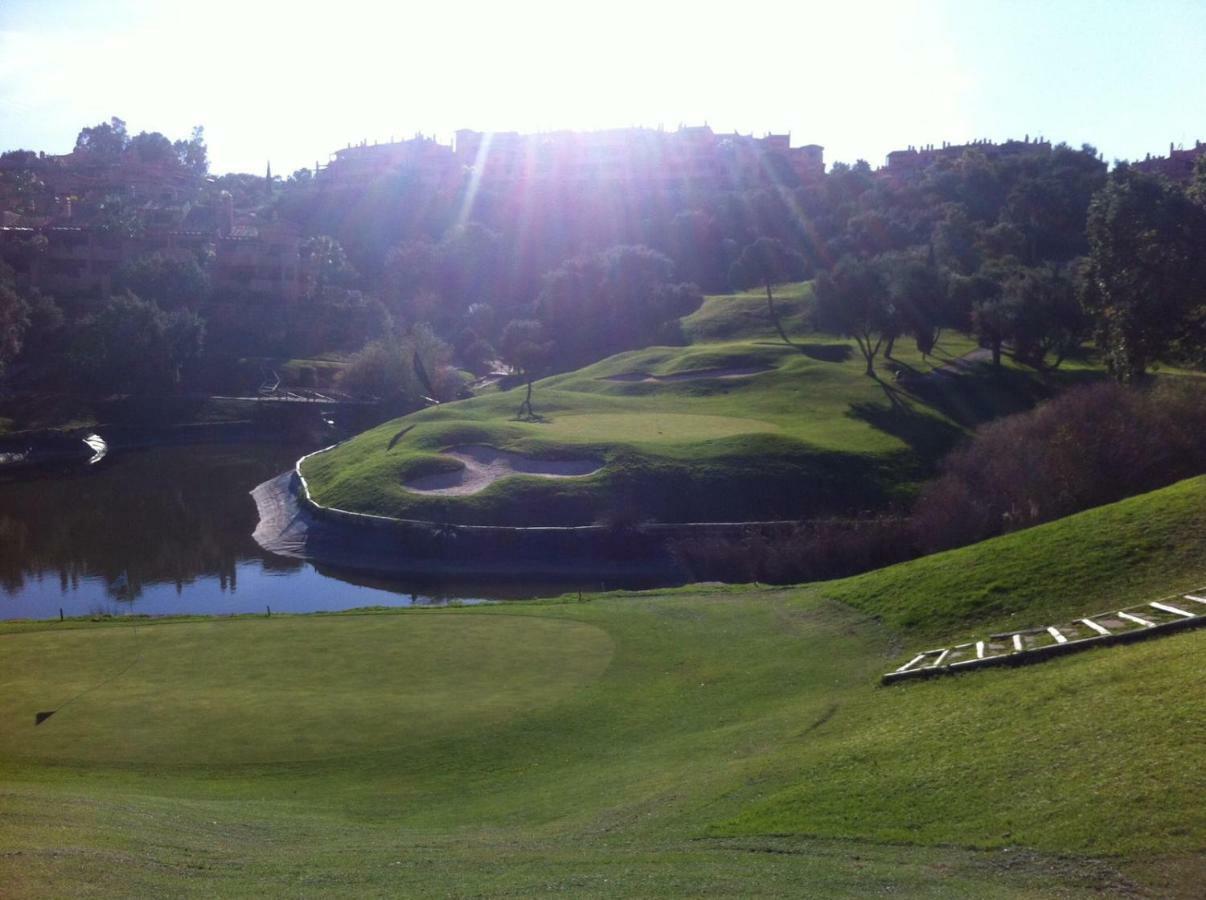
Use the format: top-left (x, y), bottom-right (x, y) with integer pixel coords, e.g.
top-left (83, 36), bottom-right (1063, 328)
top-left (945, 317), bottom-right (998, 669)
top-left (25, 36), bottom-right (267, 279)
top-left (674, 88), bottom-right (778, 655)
top-left (911, 379), bottom-right (1206, 552)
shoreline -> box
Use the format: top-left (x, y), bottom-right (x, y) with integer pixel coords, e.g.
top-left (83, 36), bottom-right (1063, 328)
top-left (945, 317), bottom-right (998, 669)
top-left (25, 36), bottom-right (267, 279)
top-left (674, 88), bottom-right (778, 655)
top-left (252, 448), bottom-right (803, 580)
top-left (250, 470), bottom-right (694, 580)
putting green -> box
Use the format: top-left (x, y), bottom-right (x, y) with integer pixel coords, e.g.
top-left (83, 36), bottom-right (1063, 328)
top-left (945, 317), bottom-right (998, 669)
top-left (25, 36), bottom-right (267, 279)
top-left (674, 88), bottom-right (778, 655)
top-left (0, 614), bottom-right (613, 766)
top-left (527, 412), bottom-right (779, 442)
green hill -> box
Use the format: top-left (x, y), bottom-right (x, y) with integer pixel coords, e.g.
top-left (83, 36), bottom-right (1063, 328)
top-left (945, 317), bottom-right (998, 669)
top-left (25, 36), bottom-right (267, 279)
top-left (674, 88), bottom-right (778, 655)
top-left (3, 476), bottom-right (1203, 897)
top-left (303, 283), bottom-right (1094, 525)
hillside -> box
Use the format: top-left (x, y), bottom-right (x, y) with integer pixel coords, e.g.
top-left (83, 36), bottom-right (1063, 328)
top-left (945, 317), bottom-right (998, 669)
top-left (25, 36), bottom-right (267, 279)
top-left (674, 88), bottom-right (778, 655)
top-left (303, 283), bottom-right (1094, 525)
top-left (2, 476), bottom-right (1203, 897)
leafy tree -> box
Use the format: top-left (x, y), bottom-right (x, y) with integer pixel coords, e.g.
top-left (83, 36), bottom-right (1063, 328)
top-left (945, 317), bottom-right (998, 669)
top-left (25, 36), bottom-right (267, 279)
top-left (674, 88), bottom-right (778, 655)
top-left (949, 268), bottom-right (1008, 366)
top-left (173, 126), bottom-right (208, 175)
top-left (74, 117), bottom-right (128, 159)
top-left (881, 252), bottom-right (947, 357)
top-left (125, 131), bottom-right (176, 166)
top-left (1004, 264), bottom-right (1085, 368)
top-left (114, 253), bottom-right (210, 310)
top-left (1083, 166), bottom-right (1206, 381)
top-left (813, 255), bottom-right (892, 375)
top-left (93, 194), bottom-right (144, 238)
top-left (931, 204), bottom-right (982, 274)
top-left (728, 237), bottom-right (807, 344)
top-left (301, 235), bottom-right (358, 294)
top-left (0, 279), bottom-right (31, 377)
top-left (537, 245), bottom-right (697, 368)
top-left (499, 319), bottom-right (552, 419)
top-left (70, 293), bottom-right (203, 393)
top-left (667, 210), bottom-right (730, 291)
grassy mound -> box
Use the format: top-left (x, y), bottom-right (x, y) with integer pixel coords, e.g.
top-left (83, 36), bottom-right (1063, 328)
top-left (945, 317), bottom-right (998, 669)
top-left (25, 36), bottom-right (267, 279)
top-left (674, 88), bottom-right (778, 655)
top-left (2, 477), bottom-right (1204, 896)
top-left (304, 283), bottom-right (1098, 525)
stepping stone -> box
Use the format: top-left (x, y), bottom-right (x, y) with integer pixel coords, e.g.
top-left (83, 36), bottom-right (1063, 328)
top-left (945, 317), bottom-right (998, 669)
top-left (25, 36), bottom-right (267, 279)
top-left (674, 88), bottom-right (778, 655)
top-left (1150, 601), bottom-right (1196, 618)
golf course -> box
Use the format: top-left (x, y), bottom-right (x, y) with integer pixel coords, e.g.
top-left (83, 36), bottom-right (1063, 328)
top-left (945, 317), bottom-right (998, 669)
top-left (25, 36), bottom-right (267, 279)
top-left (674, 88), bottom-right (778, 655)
top-left (3, 472), bottom-right (1204, 897)
top-left (302, 284), bottom-right (1096, 527)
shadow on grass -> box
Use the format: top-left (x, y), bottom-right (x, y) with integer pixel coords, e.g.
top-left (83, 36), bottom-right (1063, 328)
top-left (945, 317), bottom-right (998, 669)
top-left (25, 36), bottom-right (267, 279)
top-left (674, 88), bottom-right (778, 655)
top-left (849, 379), bottom-right (965, 461)
top-left (853, 355), bottom-right (1105, 460)
top-left (906, 363), bottom-right (1101, 429)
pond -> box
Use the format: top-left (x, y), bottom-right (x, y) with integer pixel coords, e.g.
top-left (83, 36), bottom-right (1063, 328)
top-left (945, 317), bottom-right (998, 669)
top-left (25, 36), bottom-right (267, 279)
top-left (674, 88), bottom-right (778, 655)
top-left (0, 442), bottom-right (644, 621)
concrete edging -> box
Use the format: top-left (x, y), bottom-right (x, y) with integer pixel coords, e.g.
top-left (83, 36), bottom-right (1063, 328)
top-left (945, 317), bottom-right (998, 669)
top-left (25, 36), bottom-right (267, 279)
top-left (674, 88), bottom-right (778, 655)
top-left (292, 442), bottom-right (802, 538)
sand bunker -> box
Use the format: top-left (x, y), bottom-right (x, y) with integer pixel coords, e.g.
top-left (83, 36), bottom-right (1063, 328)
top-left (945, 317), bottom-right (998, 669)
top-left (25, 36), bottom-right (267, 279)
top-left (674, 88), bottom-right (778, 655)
top-left (601, 366), bottom-right (771, 383)
top-left (403, 445), bottom-right (602, 496)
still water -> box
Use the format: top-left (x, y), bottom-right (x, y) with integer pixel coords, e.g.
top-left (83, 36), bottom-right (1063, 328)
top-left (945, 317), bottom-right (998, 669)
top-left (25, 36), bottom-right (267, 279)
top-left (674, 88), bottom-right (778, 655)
top-left (0, 443), bottom-right (617, 621)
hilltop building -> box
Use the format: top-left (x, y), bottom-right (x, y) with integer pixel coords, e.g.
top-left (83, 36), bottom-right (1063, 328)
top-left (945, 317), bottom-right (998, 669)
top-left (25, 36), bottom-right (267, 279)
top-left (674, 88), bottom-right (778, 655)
top-left (882, 136), bottom-right (1053, 175)
top-left (319, 126), bottom-right (824, 188)
top-left (1133, 141), bottom-right (1206, 181)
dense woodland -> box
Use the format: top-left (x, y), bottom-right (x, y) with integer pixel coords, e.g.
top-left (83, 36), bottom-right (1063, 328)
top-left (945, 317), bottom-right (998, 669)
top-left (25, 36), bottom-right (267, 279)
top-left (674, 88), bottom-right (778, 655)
top-left (1, 119), bottom-right (1204, 409)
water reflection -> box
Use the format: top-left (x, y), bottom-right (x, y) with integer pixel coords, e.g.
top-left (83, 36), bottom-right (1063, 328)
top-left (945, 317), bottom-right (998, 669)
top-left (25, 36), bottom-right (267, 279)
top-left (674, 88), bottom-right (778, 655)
top-left (0, 444), bottom-right (310, 617)
top-left (0, 443), bottom-right (658, 620)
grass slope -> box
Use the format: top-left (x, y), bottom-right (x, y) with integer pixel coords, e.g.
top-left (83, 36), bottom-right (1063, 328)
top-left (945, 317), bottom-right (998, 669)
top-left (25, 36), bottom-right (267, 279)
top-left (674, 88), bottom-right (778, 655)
top-left (304, 283), bottom-right (1093, 525)
top-left (2, 476), bottom-right (1204, 896)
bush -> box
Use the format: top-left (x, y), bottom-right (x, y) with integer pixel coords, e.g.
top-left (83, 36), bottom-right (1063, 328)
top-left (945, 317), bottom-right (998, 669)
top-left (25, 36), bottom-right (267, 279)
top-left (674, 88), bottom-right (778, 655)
top-left (336, 327), bottom-right (458, 412)
top-left (670, 517), bottom-right (913, 585)
top-left (912, 379), bottom-right (1206, 552)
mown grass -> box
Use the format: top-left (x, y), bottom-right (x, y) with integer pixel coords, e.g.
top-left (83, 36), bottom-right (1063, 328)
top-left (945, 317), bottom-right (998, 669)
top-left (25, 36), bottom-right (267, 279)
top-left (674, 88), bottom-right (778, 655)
top-left (303, 282), bottom-right (1095, 525)
top-left (2, 477), bottom-right (1204, 896)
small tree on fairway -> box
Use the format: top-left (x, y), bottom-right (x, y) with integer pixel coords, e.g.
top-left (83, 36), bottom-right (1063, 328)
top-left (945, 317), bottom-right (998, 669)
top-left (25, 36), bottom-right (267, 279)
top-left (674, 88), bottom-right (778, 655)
top-left (729, 237), bottom-right (807, 345)
top-left (499, 320), bottom-right (552, 420)
top-left (813, 255), bottom-right (892, 376)
top-left (882, 253), bottom-right (948, 358)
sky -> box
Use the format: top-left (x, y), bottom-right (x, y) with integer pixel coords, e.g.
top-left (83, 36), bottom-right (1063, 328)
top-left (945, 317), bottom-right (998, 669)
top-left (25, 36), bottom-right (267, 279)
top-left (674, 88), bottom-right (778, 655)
top-left (1, 0), bottom-right (1205, 175)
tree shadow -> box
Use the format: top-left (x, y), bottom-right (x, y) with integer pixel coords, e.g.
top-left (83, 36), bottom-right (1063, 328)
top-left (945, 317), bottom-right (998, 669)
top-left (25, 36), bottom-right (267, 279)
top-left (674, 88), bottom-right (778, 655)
top-left (848, 377), bottom-right (965, 460)
top-left (903, 364), bottom-right (1101, 429)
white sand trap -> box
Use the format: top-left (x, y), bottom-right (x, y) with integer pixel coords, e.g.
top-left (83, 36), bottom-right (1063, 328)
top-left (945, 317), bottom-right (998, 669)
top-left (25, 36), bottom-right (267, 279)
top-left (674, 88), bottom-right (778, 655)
top-left (403, 445), bottom-right (602, 496)
top-left (602, 366), bottom-right (771, 383)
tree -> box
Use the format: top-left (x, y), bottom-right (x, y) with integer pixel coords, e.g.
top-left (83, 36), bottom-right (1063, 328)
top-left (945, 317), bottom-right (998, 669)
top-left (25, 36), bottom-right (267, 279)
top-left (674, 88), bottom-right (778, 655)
top-left (949, 268), bottom-right (1008, 366)
top-left (74, 117), bottom-right (128, 159)
top-left (93, 194), bottom-right (144, 238)
top-left (301, 235), bottom-right (358, 294)
top-left (125, 131), bottom-right (176, 166)
top-left (728, 237), bottom-right (807, 344)
top-left (114, 253), bottom-right (210, 310)
top-left (1004, 264), bottom-right (1086, 368)
top-left (537, 245), bottom-right (695, 368)
top-left (0, 279), bottom-right (31, 377)
top-left (499, 319), bottom-right (552, 420)
top-left (1083, 166), bottom-right (1206, 381)
top-left (881, 252), bottom-right (947, 357)
top-left (173, 126), bottom-right (208, 175)
top-left (813, 255), bottom-right (892, 375)
top-left (70, 293), bottom-right (203, 393)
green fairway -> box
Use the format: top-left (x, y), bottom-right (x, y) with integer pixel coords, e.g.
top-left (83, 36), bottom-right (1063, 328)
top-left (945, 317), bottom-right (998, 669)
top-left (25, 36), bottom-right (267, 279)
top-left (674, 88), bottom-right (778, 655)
top-left (2, 477), bottom-right (1204, 896)
top-left (0, 615), bottom-right (613, 766)
top-left (303, 283), bottom-right (1100, 525)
